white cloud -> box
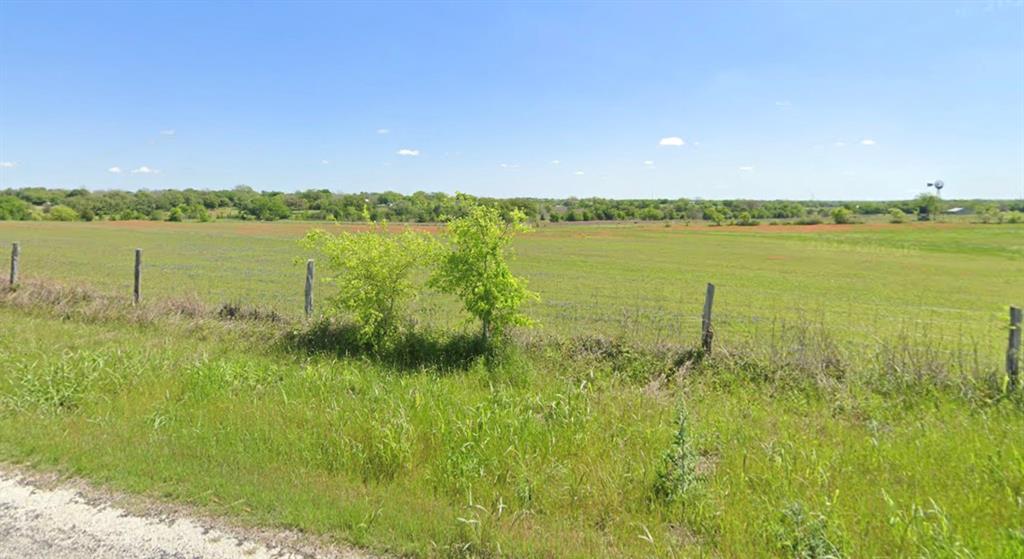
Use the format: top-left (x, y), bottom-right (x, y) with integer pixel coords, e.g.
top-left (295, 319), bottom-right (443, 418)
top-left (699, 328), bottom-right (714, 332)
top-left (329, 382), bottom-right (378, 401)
top-left (396, 148), bottom-right (420, 156)
top-left (775, 100), bottom-right (792, 107)
top-left (107, 166), bottom-right (122, 174)
top-left (860, 139), bottom-right (876, 146)
top-left (574, 170), bottom-right (585, 176)
top-left (550, 160), bottom-right (561, 165)
top-left (644, 160), bottom-right (654, 166)
top-left (499, 163), bottom-right (520, 169)
top-left (738, 165), bottom-right (754, 172)
top-left (160, 129), bottom-right (175, 136)
top-left (377, 128), bottom-right (390, 134)
top-left (321, 159), bottom-right (329, 165)
top-left (0, 161), bottom-right (15, 168)
top-left (659, 136), bottom-right (685, 147)
top-left (834, 141), bottom-right (847, 148)
top-left (130, 165), bottom-right (160, 174)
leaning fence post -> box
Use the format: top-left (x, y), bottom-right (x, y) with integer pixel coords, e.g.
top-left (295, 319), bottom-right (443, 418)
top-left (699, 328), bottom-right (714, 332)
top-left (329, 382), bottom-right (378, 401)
top-left (305, 259), bottom-right (314, 319)
top-left (701, 282), bottom-right (715, 354)
top-left (133, 248), bottom-right (142, 305)
top-left (9, 242), bottom-right (19, 288)
top-left (1008, 306), bottom-right (1022, 390)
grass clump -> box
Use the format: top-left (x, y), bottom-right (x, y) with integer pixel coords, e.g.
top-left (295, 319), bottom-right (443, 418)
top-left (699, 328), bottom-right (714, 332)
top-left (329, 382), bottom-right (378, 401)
top-left (0, 348), bottom-right (145, 415)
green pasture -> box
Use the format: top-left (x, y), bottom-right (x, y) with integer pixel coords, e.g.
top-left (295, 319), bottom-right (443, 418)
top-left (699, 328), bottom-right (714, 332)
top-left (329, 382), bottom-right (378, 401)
top-left (1, 220), bottom-right (1020, 353)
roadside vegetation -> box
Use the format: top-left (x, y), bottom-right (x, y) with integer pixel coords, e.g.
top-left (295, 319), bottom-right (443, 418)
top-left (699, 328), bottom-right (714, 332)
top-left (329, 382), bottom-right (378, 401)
top-left (0, 278), bottom-right (1021, 557)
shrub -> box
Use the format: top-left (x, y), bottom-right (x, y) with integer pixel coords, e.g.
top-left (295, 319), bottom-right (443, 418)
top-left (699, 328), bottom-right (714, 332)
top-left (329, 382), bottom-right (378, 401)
top-left (795, 216), bottom-right (823, 225)
top-left (47, 205), bottom-right (79, 221)
top-left (241, 195), bottom-right (291, 221)
top-left (431, 197), bottom-right (537, 345)
top-left (167, 207), bottom-right (185, 222)
top-left (194, 205), bottom-right (212, 222)
top-left (831, 207), bottom-right (854, 224)
top-left (977, 204), bottom-right (1002, 224)
top-left (0, 195), bottom-right (31, 220)
top-left (735, 212), bottom-right (759, 226)
top-left (653, 407), bottom-right (700, 503)
top-left (769, 501), bottom-right (845, 558)
top-left (705, 207), bottom-right (726, 226)
top-left (302, 224), bottom-right (438, 348)
top-left (888, 207), bottom-right (906, 224)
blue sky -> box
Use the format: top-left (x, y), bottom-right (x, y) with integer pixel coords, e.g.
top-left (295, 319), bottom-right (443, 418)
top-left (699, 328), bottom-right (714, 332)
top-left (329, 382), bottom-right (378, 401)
top-left (1, 1), bottom-right (1021, 200)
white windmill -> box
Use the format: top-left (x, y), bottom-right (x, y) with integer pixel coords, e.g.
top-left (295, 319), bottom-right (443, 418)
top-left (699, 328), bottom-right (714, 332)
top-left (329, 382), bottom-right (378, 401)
top-left (926, 180), bottom-right (944, 197)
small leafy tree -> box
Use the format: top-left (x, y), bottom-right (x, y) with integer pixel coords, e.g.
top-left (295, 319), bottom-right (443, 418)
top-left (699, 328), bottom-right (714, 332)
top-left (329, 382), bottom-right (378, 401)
top-left (705, 207), bottom-right (725, 226)
top-left (242, 195), bottom-right (291, 221)
top-left (888, 207), bottom-right (906, 224)
top-left (735, 211), bottom-right (759, 226)
top-left (186, 203), bottom-right (212, 222)
top-left (302, 224), bottom-right (438, 348)
top-left (431, 198), bottom-right (537, 345)
top-left (831, 207), bottom-right (854, 224)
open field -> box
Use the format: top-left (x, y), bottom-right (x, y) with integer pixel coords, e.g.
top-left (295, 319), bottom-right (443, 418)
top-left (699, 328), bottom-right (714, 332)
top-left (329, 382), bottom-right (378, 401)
top-left (1, 220), bottom-right (1022, 557)
top-left (1, 219), bottom-right (1021, 348)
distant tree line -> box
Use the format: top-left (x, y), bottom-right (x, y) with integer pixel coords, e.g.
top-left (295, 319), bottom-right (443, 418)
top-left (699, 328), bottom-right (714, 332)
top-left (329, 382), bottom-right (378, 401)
top-left (1, 186), bottom-right (1022, 223)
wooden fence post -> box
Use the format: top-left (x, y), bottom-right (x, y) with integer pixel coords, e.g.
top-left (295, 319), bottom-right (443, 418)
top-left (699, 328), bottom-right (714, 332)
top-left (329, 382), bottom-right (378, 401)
top-left (305, 259), bottom-right (314, 319)
top-left (9, 242), bottom-right (19, 288)
top-left (701, 283), bottom-right (715, 354)
top-left (133, 249), bottom-right (142, 305)
top-left (1009, 306), bottom-right (1022, 389)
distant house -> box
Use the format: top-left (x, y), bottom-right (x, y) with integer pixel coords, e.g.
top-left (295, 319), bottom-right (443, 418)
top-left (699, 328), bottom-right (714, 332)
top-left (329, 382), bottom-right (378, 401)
top-left (945, 207), bottom-right (967, 214)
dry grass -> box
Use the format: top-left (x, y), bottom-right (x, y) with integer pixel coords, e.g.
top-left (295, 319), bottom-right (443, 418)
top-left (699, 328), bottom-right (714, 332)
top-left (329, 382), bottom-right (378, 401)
top-left (3, 278), bottom-right (286, 327)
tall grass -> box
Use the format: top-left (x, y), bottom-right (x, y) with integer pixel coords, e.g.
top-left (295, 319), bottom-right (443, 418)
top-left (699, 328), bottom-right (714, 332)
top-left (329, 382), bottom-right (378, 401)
top-left (1, 281), bottom-right (1022, 557)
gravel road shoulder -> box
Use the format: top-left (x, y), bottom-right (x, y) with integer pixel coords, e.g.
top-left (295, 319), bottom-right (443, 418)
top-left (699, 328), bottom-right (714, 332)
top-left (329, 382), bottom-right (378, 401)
top-left (0, 464), bottom-right (377, 559)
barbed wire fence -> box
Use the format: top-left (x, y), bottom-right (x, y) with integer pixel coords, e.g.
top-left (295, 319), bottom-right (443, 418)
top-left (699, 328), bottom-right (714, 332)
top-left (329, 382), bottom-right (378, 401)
top-left (6, 241), bottom-right (1022, 388)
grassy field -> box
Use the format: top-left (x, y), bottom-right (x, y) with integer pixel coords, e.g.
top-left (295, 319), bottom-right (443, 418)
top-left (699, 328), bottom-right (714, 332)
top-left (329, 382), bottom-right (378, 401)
top-left (1, 220), bottom-right (1022, 557)
top-left (1, 219), bottom-right (1021, 346)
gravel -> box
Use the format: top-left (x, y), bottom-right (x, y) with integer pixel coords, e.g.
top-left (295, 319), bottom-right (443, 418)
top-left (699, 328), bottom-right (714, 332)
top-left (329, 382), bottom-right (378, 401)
top-left (0, 467), bottom-right (375, 559)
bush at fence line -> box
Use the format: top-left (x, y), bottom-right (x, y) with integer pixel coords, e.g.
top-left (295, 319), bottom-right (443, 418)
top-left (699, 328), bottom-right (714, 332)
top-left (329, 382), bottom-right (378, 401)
top-left (430, 195), bottom-right (538, 346)
top-left (301, 223), bottom-right (439, 349)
